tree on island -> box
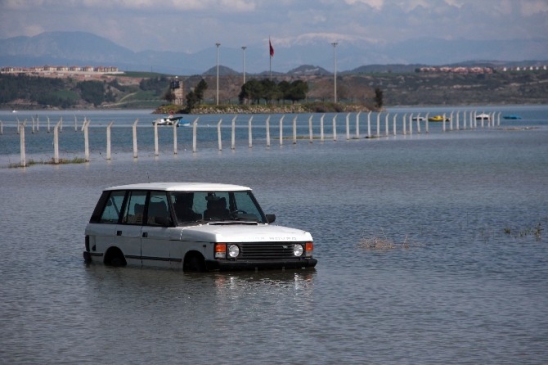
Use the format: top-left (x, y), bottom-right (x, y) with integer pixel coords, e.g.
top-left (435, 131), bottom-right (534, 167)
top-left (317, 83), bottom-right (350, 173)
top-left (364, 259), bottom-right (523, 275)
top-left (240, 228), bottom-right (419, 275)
top-left (184, 78), bottom-right (208, 112)
top-left (374, 87), bottom-right (383, 109)
top-left (239, 79), bottom-right (308, 105)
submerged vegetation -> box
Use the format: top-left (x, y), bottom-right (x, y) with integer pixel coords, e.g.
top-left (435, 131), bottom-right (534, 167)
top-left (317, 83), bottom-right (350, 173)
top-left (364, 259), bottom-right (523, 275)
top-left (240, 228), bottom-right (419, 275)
top-left (9, 157), bottom-right (87, 168)
top-left (504, 220), bottom-right (545, 241)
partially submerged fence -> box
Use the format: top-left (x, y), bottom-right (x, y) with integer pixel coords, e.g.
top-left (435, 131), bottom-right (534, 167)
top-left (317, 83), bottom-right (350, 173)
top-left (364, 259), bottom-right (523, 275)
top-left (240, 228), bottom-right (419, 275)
top-left (1, 111), bottom-right (503, 167)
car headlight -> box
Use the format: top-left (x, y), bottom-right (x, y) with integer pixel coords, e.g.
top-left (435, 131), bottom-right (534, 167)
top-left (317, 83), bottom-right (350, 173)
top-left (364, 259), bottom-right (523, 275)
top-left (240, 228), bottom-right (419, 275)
top-left (293, 244), bottom-right (304, 257)
top-left (228, 244), bottom-right (240, 258)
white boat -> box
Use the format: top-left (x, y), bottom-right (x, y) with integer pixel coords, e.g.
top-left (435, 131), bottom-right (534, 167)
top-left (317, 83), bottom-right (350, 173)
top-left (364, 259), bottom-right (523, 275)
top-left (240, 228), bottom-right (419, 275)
top-left (411, 116), bottom-right (426, 122)
top-left (475, 113), bottom-right (490, 121)
top-left (153, 116), bottom-right (184, 127)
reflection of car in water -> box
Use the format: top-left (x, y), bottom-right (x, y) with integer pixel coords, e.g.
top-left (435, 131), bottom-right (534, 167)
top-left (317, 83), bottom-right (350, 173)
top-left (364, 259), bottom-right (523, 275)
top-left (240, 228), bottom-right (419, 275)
top-left (84, 182), bottom-right (317, 272)
top-left (428, 115), bottom-right (450, 122)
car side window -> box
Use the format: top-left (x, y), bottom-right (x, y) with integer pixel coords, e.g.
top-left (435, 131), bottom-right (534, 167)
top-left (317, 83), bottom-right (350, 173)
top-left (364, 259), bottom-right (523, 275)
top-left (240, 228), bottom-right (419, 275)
top-left (147, 191), bottom-right (173, 226)
top-left (121, 191), bottom-right (147, 225)
top-left (99, 191), bottom-right (126, 224)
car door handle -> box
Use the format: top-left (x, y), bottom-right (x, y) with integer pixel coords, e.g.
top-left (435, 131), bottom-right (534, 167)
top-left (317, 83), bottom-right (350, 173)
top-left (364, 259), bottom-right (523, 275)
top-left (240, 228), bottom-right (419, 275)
top-left (117, 230), bottom-right (122, 236)
top-left (142, 232), bottom-right (148, 238)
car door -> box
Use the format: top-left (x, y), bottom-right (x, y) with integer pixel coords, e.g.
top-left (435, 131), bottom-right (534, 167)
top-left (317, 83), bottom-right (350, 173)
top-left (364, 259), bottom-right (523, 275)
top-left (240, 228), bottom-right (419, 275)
top-left (141, 191), bottom-right (179, 269)
top-left (117, 190), bottom-right (147, 266)
top-left (88, 190), bottom-right (126, 262)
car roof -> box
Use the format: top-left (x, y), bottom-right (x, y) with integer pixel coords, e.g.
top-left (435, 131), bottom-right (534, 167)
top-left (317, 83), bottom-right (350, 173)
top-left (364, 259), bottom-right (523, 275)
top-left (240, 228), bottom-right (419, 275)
top-left (104, 182), bottom-right (252, 192)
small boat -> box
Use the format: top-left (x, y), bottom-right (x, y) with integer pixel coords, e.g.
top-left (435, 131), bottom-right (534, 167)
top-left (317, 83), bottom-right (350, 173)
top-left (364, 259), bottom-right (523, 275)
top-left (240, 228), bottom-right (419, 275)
top-left (503, 114), bottom-right (522, 120)
top-left (411, 116), bottom-right (426, 122)
top-left (475, 113), bottom-right (490, 121)
top-left (153, 116), bottom-right (184, 127)
top-left (428, 115), bottom-right (449, 122)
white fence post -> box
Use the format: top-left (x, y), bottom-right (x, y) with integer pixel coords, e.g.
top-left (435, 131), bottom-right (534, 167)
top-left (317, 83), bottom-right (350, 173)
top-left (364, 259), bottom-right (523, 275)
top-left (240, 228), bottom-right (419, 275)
top-left (409, 113), bottom-right (413, 135)
top-left (192, 118), bottom-right (199, 153)
top-left (308, 115), bottom-right (313, 143)
top-left (442, 114), bottom-right (446, 132)
top-left (265, 116), bottom-right (271, 147)
top-left (367, 111), bottom-right (371, 138)
top-left (355, 111), bottom-right (361, 138)
top-left (292, 116), bottom-right (297, 144)
top-left (106, 121), bottom-right (114, 160)
top-left (132, 119), bottom-right (139, 159)
top-left (376, 113), bottom-right (381, 137)
top-left (53, 120), bottom-right (61, 164)
top-left (83, 119), bottom-right (90, 162)
top-left (153, 120), bottom-right (159, 156)
top-left (173, 121), bottom-right (178, 154)
top-left (320, 114), bottom-right (325, 142)
top-left (20, 123), bottom-right (26, 167)
top-left (346, 113), bottom-right (350, 140)
top-left (248, 116), bottom-right (253, 148)
top-left (332, 114), bottom-right (337, 141)
top-left (279, 115), bottom-right (285, 145)
top-left (217, 119), bottom-right (223, 151)
top-left (231, 115), bottom-right (237, 150)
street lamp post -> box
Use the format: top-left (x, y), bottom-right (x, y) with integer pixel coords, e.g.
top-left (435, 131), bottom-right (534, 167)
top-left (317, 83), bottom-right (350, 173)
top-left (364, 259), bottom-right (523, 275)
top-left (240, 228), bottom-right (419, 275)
top-left (216, 42), bottom-right (221, 105)
top-left (332, 42), bottom-right (338, 103)
top-left (242, 46), bottom-right (247, 85)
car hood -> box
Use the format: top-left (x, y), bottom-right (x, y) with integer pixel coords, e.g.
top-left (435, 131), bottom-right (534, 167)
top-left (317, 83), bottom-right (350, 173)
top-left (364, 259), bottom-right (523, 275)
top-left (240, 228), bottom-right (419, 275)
top-left (178, 223), bottom-right (313, 242)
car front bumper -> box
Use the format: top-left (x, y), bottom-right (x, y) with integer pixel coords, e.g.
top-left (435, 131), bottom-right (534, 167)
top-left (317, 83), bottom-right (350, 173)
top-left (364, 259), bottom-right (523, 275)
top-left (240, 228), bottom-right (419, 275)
top-left (205, 258), bottom-right (317, 271)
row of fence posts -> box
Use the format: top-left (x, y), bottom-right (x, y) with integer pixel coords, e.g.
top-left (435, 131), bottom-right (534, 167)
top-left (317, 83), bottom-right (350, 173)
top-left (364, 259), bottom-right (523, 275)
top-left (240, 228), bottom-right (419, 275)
top-left (3, 111), bottom-right (502, 167)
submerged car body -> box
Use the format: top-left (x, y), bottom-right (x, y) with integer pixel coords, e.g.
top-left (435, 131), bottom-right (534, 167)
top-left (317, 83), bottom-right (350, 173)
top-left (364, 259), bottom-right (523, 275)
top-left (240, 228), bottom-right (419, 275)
top-left (84, 182), bottom-right (317, 271)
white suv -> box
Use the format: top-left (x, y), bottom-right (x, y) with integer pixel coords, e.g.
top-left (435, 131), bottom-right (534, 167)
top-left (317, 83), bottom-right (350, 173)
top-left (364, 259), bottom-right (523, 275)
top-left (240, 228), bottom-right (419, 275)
top-left (84, 182), bottom-right (317, 271)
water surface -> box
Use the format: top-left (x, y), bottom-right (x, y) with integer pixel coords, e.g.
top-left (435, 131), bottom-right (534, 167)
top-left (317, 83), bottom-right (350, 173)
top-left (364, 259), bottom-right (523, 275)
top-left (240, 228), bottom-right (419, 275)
top-left (1, 106), bottom-right (547, 364)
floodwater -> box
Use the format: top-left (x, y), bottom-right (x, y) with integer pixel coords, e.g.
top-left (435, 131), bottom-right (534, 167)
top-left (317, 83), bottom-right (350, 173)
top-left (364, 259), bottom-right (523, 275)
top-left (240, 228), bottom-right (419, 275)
top-left (1, 106), bottom-right (547, 364)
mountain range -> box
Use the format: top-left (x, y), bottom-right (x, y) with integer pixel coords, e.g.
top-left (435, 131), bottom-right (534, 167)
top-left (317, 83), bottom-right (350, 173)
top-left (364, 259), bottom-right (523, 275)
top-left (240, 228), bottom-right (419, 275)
top-left (1, 31), bottom-right (547, 76)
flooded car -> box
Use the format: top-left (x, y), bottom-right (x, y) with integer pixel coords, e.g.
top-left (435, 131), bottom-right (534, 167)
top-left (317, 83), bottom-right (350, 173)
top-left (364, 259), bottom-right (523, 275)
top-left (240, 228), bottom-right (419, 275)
top-left (84, 182), bottom-right (317, 271)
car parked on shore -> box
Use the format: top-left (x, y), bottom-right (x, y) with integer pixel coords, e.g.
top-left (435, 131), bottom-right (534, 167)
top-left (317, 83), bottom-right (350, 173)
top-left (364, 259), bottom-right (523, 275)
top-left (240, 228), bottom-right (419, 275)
top-left (84, 182), bottom-right (317, 271)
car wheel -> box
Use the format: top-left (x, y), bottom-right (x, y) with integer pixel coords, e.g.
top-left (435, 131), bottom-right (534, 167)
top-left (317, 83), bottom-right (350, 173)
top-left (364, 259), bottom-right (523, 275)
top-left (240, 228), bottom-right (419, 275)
top-left (184, 254), bottom-right (205, 272)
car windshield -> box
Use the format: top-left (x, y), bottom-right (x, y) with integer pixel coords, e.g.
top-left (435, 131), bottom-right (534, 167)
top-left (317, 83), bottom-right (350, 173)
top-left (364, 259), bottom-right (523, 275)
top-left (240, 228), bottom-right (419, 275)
top-left (170, 190), bottom-right (267, 224)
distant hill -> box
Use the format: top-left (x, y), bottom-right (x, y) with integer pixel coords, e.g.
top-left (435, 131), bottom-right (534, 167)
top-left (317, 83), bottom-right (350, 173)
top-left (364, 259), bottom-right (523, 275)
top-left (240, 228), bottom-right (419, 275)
top-left (1, 31), bottom-right (547, 75)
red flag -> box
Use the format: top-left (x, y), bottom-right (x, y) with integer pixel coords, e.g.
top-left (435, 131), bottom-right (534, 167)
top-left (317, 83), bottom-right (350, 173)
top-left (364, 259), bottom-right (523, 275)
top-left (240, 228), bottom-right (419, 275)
top-left (269, 38), bottom-right (274, 57)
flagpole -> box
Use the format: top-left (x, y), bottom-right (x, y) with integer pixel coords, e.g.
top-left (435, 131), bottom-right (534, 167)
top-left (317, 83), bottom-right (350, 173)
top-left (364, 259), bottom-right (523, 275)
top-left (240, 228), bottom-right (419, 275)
top-left (269, 37), bottom-right (274, 80)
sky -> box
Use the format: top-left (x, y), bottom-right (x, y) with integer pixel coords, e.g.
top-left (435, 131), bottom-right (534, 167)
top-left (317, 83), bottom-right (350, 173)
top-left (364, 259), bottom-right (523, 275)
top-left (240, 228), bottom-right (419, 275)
top-left (1, 0), bottom-right (547, 67)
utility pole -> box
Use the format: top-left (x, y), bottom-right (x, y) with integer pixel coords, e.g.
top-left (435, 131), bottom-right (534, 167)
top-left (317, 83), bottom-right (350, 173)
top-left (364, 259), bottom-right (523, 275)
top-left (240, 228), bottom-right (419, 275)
top-left (216, 42), bottom-right (221, 105)
top-left (332, 42), bottom-right (338, 103)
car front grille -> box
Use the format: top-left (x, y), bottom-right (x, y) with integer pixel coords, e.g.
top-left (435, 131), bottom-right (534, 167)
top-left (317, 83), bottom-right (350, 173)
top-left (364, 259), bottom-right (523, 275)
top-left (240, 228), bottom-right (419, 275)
top-left (238, 242), bottom-right (301, 259)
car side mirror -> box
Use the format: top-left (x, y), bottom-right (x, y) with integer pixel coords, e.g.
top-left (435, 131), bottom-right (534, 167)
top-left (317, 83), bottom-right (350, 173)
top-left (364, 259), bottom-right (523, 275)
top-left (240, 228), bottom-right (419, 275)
top-left (266, 214), bottom-right (276, 223)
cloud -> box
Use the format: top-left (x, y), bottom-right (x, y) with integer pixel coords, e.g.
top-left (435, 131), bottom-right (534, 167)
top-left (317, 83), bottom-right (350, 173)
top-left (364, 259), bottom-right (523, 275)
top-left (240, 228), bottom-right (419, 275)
top-left (343, 0), bottom-right (384, 10)
top-left (2, 0), bottom-right (256, 12)
top-left (1, 0), bottom-right (547, 56)
top-left (520, 0), bottom-right (548, 16)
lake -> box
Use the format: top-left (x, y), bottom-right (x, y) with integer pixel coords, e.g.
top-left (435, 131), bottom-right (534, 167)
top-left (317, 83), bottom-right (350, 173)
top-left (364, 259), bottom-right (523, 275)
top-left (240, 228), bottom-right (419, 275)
top-left (1, 106), bottom-right (547, 364)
